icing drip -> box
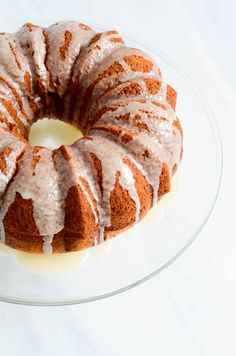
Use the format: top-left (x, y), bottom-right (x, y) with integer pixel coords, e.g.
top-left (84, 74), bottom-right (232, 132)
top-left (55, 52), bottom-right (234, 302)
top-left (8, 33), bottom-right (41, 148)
top-left (82, 47), bottom-right (162, 128)
top-left (90, 99), bottom-right (181, 204)
top-left (53, 145), bottom-right (100, 243)
top-left (42, 235), bottom-right (54, 254)
top-left (16, 24), bottom-right (50, 98)
top-left (45, 22), bottom-right (95, 96)
top-left (0, 91), bottom-right (29, 130)
top-left (0, 129), bottom-right (26, 197)
top-left (72, 136), bottom-right (141, 241)
top-left (94, 78), bottom-right (168, 114)
top-left (69, 32), bottom-right (126, 122)
top-left (0, 73), bottom-right (34, 123)
top-left (0, 148), bottom-right (64, 253)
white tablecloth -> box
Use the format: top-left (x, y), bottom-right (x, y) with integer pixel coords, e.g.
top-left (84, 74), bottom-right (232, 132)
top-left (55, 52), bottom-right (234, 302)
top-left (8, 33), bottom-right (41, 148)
top-left (0, 0), bottom-right (235, 355)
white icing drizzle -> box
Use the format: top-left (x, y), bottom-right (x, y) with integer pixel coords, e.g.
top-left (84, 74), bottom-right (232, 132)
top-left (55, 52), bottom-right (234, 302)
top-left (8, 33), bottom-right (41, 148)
top-left (72, 136), bottom-right (141, 241)
top-left (0, 33), bottom-right (31, 90)
top-left (0, 101), bottom-right (16, 126)
top-left (0, 91), bottom-right (29, 130)
top-left (70, 31), bottom-right (126, 122)
top-left (72, 30), bottom-right (125, 85)
top-left (0, 148), bottom-right (64, 253)
top-left (42, 235), bottom-right (54, 254)
top-left (0, 128), bottom-right (26, 197)
top-left (87, 78), bottom-right (168, 126)
top-left (45, 22), bottom-right (95, 96)
top-left (0, 21), bottom-right (182, 253)
top-left (16, 24), bottom-right (49, 103)
top-left (82, 47), bottom-right (162, 127)
top-left (53, 144), bottom-right (100, 242)
top-left (90, 99), bottom-right (181, 204)
top-left (97, 78), bottom-right (167, 109)
top-left (0, 32), bottom-right (39, 128)
top-left (0, 72), bottom-right (34, 123)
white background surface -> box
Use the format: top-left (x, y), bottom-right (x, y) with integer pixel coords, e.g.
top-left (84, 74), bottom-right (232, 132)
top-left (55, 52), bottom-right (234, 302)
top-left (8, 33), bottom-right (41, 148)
top-left (0, 0), bottom-right (235, 355)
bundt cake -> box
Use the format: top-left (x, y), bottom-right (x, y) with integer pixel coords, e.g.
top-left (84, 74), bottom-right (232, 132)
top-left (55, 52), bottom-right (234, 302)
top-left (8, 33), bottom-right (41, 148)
top-left (0, 21), bottom-right (183, 254)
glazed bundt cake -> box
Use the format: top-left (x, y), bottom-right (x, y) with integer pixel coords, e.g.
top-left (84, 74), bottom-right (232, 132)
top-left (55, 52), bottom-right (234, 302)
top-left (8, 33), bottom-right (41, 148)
top-left (0, 21), bottom-right (183, 254)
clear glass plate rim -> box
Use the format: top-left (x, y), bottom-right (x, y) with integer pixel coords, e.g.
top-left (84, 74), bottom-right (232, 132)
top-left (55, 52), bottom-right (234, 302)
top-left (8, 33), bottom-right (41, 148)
top-left (0, 31), bottom-right (223, 306)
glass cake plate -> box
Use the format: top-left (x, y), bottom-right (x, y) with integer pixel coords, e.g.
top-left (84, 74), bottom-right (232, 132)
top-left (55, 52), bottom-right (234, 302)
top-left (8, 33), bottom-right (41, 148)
top-left (0, 33), bottom-right (222, 306)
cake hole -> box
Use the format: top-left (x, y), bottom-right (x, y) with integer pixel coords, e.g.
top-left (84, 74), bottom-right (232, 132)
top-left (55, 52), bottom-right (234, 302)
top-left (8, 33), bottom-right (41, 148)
top-left (29, 118), bottom-right (83, 149)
